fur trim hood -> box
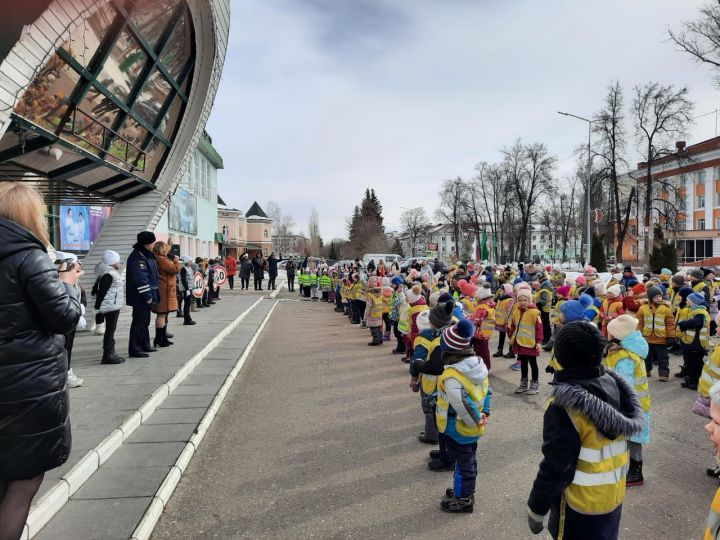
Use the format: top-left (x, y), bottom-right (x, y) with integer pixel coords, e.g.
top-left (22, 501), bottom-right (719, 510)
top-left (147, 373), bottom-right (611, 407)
top-left (550, 370), bottom-right (645, 440)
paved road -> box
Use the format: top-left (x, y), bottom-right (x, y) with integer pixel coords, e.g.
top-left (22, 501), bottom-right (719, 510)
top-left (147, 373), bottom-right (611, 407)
top-left (153, 295), bottom-right (717, 540)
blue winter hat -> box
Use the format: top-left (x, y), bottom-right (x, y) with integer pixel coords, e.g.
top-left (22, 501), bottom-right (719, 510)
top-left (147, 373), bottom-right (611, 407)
top-left (391, 276), bottom-right (403, 287)
top-left (513, 276), bottom-right (524, 285)
top-left (560, 294), bottom-right (593, 322)
top-left (688, 292), bottom-right (707, 307)
top-left (441, 318), bottom-right (475, 351)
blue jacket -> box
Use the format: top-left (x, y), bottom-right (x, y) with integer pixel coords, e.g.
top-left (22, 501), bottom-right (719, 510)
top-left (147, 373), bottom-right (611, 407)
top-left (125, 246), bottom-right (159, 307)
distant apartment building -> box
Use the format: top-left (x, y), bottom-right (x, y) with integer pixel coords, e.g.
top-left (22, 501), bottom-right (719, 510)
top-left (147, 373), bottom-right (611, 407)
top-left (616, 137), bottom-right (720, 264)
top-left (217, 200), bottom-right (273, 257)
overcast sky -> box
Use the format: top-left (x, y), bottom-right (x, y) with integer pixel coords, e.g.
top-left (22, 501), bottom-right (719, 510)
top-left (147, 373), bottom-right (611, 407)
top-left (207, 0), bottom-right (720, 240)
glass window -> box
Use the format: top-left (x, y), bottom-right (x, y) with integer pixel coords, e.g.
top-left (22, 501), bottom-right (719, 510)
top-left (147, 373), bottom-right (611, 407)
top-left (680, 174), bottom-right (687, 185)
top-left (698, 195), bottom-right (705, 208)
top-left (15, 56), bottom-right (80, 131)
top-left (160, 13), bottom-right (193, 82)
top-left (76, 85), bottom-right (122, 131)
top-left (158, 93), bottom-right (183, 141)
top-left (132, 67), bottom-right (172, 126)
top-left (135, 137), bottom-right (169, 181)
top-left (98, 29), bottom-right (148, 103)
top-left (715, 167), bottom-right (720, 181)
top-left (129, 0), bottom-right (178, 53)
top-left (716, 192), bottom-right (720, 207)
top-left (698, 218), bottom-right (706, 231)
top-left (68, 4), bottom-right (118, 68)
top-left (707, 240), bottom-right (714, 256)
top-left (697, 170), bottom-right (707, 184)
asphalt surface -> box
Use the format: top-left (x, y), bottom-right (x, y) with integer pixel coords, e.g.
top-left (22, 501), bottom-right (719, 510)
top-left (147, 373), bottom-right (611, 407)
top-left (152, 294), bottom-right (717, 540)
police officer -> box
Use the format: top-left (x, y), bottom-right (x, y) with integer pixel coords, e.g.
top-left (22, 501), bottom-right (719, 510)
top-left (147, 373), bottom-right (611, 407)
top-left (126, 231), bottom-right (159, 358)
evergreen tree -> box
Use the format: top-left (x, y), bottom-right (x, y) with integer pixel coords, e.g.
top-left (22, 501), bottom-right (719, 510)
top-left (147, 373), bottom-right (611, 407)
top-left (347, 188), bottom-right (388, 256)
top-left (391, 238), bottom-right (403, 255)
top-left (590, 234), bottom-right (607, 272)
top-left (648, 225), bottom-right (678, 273)
top-left (328, 241), bottom-right (338, 260)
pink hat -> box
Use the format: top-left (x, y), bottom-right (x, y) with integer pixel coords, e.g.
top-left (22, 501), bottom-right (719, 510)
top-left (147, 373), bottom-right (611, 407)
top-left (502, 283), bottom-right (513, 296)
top-left (575, 275), bottom-right (586, 286)
top-left (382, 286), bottom-right (393, 298)
top-left (556, 285), bottom-right (571, 299)
top-left (517, 289), bottom-right (533, 302)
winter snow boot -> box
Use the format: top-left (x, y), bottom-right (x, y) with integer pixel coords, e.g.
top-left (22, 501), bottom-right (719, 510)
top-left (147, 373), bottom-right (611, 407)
top-left (527, 380), bottom-right (540, 395)
top-left (428, 459), bottom-right (455, 472)
top-left (503, 351), bottom-right (516, 359)
top-left (492, 349), bottom-right (504, 358)
top-left (184, 317), bottom-right (197, 326)
top-left (626, 459), bottom-right (644, 487)
top-left (429, 450), bottom-right (441, 460)
top-left (101, 349), bottom-right (124, 365)
top-left (153, 328), bottom-right (172, 348)
top-left (418, 432), bottom-right (438, 444)
top-left (675, 365), bottom-right (687, 378)
top-left (515, 378), bottom-right (529, 394)
top-left (440, 496), bottom-right (474, 513)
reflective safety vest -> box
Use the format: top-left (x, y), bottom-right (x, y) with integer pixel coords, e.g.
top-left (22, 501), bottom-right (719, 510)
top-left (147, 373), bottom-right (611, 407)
top-left (512, 307), bottom-right (540, 348)
top-left (398, 303), bottom-right (411, 333)
top-left (587, 305), bottom-right (600, 325)
top-left (368, 291), bottom-right (384, 318)
top-left (680, 307), bottom-right (710, 350)
top-left (461, 297), bottom-right (476, 316)
top-left (638, 303), bottom-right (672, 338)
top-left (494, 297), bottom-right (513, 327)
top-left (414, 335), bottom-right (440, 395)
top-left (436, 367), bottom-right (489, 438)
top-left (669, 287), bottom-right (682, 314)
top-left (535, 288), bottom-right (553, 314)
top-left (410, 303), bottom-right (429, 317)
top-left (476, 306), bottom-right (496, 339)
top-left (319, 275), bottom-right (332, 289)
top-left (700, 346), bottom-right (720, 398)
top-left (705, 486), bottom-right (720, 540)
top-left (604, 349), bottom-right (651, 413)
top-left (552, 399), bottom-right (628, 515)
top-left (552, 299), bottom-right (566, 326)
top-left (675, 306), bottom-right (691, 342)
top-left (694, 281), bottom-right (707, 295)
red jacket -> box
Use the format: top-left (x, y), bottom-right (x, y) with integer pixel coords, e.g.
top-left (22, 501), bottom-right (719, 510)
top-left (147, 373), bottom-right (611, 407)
top-left (224, 256), bottom-right (237, 275)
top-left (508, 304), bottom-right (543, 357)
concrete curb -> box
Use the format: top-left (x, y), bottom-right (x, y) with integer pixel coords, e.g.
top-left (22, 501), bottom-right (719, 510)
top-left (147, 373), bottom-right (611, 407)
top-left (24, 297), bottom-right (265, 540)
top-left (268, 279), bottom-right (285, 299)
top-left (130, 299), bottom-right (280, 540)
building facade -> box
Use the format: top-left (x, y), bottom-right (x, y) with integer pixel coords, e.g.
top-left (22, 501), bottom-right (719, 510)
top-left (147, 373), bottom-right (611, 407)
top-left (0, 0), bottom-right (230, 286)
top-left (217, 201), bottom-right (247, 257)
top-left (617, 137), bottom-right (720, 264)
top-left (245, 201), bottom-right (273, 256)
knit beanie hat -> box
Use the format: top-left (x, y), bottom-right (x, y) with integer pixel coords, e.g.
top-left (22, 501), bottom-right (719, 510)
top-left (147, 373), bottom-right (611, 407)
top-left (607, 284), bottom-right (621, 298)
top-left (646, 285), bottom-right (663, 301)
top-left (560, 293), bottom-right (592, 322)
top-left (458, 279), bottom-right (477, 298)
top-left (102, 250), bottom-right (120, 266)
top-left (517, 289), bottom-right (532, 302)
top-left (611, 273), bottom-right (623, 282)
top-left (180, 255), bottom-right (193, 264)
top-left (391, 276), bottom-right (403, 287)
top-left (690, 268), bottom-right (704, 280)
top-left (606, 314), bottom-right (638, 341)
top-left (623, 265), bottom-right (633, 273)
top-left (704, 267), bottom-right (715, 278)
top-left (136, 231), bottom-right (156, 245)
top-left (429, 299), bottom-right (454, 329)
top-left (417, 311), bottom-right (431, 332)
top-left (575, 275), bottom-right (586, 286)
top-left (671, 274), bottom-right (685, 287)
top-left (441, 319), bottom-right (475, 351)
top-left (593, 281), bottom-right (606, 295)
top-left (554, 321), bottom-right (607, 368)
top-left (688, 292), bottom-right (707, 307)
top-left (382, 277), bottom-right (390, 287)
top-left (406, 284), bottom-right (422, 304)
top-left (502, 283), bottom-right (513, 296)
top-left (475, 287), bottom-right (492, 300)
top-left (631, 283), bottom-right (646, 296)
top-left (555, 285), bottom-right (571, 299)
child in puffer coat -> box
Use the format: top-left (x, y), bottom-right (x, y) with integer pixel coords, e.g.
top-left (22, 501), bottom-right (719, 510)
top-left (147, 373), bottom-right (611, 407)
top-left (693, 312), bottom-right (720, 478)
top-left (364, 276), bottom-right (384, 346)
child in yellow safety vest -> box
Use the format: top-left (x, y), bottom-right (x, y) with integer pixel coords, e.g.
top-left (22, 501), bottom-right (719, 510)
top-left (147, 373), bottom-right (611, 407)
top-left (544, 284), bottom-right (570, 352)
top-left (471, 287), bottom-right (495, 371)
top-left (381, 280), bottom-right (393, 342)
top-left (605, 314), bottom-right (652, 487)
top-left (601, 284), bottom-right (625, 337)
top-left (492, 283), bottom-right (515, 359)
top-left (527, 321), bottom-right (645, 539)
top-left (405, 284), bottom-right (429, 362)
top-left (364, 276), bottom-right (384, 346)
top-left (508, 289), bottom-right (543, 395)
top-left (692, 314), bottom-right (720, 479)
top-left (679, 292), bottom-right (711, 391)
top-left (636, 285), bottom-right (676, 381)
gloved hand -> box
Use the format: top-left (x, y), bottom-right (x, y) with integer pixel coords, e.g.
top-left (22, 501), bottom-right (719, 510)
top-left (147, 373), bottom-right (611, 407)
top-left (527, 510), bottom-right (545, 535)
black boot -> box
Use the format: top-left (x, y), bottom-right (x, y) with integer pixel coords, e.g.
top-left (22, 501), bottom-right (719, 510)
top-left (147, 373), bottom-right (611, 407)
top-left (440, 496), bottom-right (474, 513)
top-left (492, 349), bottom-right (504, 358)
top-left (101, 350), bottom-right (124, 365)
top-left (162, 326), bottom-right (174, 346)
top-left (184, 317), bottom-right (196, 326)
top-left (154, 328), bottom-right (171, 348)
top-left (675, 365), bottom-right (686, 378)
top-left (626, 459), bottom-right (644, 487)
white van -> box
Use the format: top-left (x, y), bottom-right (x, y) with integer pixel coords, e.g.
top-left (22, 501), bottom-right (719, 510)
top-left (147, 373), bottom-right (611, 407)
top-left (362, 254), bottom-right (402, 267)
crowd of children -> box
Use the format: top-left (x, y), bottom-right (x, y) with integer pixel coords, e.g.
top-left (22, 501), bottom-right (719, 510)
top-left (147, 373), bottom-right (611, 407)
top-left (310, 258), bottom-right (720, 536)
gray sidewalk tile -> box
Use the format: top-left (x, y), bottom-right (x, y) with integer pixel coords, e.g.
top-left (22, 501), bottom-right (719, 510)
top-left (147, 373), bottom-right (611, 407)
top-left (125, 423), bottom-right (197, 444)
top-left (145, 408), bottom-right (207, 425)
top-left (160, 394), bottom-right (215, 409)
top-left (173, 383), bottom-right (223, 395)
top-left (73, 466), bottom-right (170, 499)
top-left (104, 442), bottom-right (186, 468)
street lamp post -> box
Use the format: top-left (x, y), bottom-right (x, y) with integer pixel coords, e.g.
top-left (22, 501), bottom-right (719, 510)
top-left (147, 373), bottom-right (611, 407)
top-left (558, 111), bottom-right (592, 266)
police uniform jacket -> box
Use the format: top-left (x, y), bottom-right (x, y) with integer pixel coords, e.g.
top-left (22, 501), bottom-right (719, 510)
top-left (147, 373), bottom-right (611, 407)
top-left (126, 245), bottom-right (159, 307)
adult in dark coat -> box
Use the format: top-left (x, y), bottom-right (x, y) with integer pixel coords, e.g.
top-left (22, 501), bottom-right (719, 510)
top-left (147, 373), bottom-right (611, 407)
top-left (239, 253), bottom-right (252, 290)
top-left (268, 253), bottom-right (278, 290)
top-left (126, 231), bottom-right (159, 358)
top-left (286, 256), bottom-right (297, 292)
top-left (252, 251), bottom-right (266, 291)
top-left (0, 184), bottom-right (82, 539)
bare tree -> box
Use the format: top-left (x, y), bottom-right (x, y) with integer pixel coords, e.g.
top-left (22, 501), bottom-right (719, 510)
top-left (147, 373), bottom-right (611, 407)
top-left (632, 83), bottom-right (694, 263)
top-left (266, 201), bottom-right (295, 257)
top-left (307, 207), bottom-right (322, 256)
top-left (436, 177), bottom-right (468, 258)
top-left (669, 2), bottom-right (720, 87)
top-left (400, 207), bottom-right (430, 257)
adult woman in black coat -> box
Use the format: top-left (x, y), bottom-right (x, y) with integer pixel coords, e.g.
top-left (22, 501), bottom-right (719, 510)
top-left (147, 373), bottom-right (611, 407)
top-left (252, 251), bottom-right (266, 291)
top-left (267, 252), bottom-right (278, 290)
top-left (0, 184), bottom-right (83, 540)
top-left (239, 253), bottom-right (252, 290)
top-left (285, 256), bottom-right (297, 292)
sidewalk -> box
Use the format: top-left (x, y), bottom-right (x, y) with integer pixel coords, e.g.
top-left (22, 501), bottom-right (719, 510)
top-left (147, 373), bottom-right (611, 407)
top-left (24, 289), bottom-right (277, 539)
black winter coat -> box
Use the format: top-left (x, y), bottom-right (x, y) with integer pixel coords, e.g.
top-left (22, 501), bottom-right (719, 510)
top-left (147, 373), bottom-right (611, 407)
top-left (268, 256), bottom-right (278, 278)
top-left (252, 256), bottom-right (265, 280)
top-left (0, 217), bottom-right (82, 480)
top-left (239, 259), bottom-right (253, 279)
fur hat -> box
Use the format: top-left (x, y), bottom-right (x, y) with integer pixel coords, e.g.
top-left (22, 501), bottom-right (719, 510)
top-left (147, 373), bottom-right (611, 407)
top-left (102, 250), bottom-right (120, 266)
top-left (429, 299), bottom-right (454, 329)
top-left (406, 284), bottom-right (423, 304)
top-left (607, 314), bottom-right (639, 341)
top-left (607, 284), bottom-right (621, 298)
top-left (554, 321), bottom-right (607, 368)
top-left (646, 285), bottom-right (663, 301)
top-left (688, 292), bottom-right (707, 307)
top-left (441, 319), bottom-right (475, 351)
top-left (560, 293), bottom-right (592, 323)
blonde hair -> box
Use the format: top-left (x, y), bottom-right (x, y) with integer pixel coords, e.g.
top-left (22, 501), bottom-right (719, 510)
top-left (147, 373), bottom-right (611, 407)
top-left (0, 182), bottom-right (50, 246)
top-left (152, 240), bottom-right (170, 256)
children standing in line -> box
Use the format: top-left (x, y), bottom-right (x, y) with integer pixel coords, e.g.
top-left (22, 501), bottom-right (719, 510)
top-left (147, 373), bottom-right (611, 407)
top-left (601, 284), bottom-right (625, 336)
top-left (509, 289), bottom-right (543, 395)
top-left (637, 285), bottom-right (676, 381)
top-left (389, 277), bottom-right (407, 354)
top-left (364, 277), bottom-right (384, 346)
top-left (472, 287), bottom-right (495, 371)
top-left (493, 283), bottom-right (515, 359)
top-left (405, 284), bottom-right (429, 362)
top-left (605, 314), bottom-right (652, 487)
top-left (435, 319), bottom-right (491, 513)
top-left (350, 274), bottom-right (362, 324)
top-left (679, 292), bottom-right (711, 390)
